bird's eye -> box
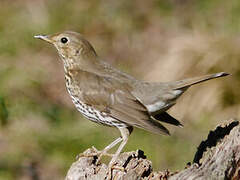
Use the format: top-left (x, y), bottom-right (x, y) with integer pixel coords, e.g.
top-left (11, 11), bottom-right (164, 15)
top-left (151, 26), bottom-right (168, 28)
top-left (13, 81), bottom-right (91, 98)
top-left (60, 37), bottom-right (68, 44)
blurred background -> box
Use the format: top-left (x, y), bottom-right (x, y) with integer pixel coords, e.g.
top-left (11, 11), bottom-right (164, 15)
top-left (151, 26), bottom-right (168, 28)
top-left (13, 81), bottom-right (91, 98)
top-left (0, 0), bottom-right (239, 179)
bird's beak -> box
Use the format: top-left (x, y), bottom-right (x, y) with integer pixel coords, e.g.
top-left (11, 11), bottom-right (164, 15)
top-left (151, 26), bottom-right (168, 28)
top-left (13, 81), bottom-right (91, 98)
top-left (34, 34), bottom-right (53, 43)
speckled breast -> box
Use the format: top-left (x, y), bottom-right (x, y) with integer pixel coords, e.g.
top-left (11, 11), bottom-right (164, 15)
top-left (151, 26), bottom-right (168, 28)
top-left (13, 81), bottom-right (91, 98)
top-left (64, 74), bottom-right (127, 128)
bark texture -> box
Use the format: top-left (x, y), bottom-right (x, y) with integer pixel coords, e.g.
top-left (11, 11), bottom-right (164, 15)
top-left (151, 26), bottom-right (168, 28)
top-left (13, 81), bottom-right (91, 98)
top-left (65, 119), bottom-right (240, 180)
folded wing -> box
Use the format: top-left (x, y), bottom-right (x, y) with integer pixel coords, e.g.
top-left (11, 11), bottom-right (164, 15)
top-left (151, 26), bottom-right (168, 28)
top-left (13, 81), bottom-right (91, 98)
top-left (72, 69), bottom-right (170, 135)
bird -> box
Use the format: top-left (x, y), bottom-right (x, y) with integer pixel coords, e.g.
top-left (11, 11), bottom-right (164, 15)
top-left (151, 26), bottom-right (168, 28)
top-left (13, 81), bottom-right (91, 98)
top-left (34, 31), bottom-right (229, 170)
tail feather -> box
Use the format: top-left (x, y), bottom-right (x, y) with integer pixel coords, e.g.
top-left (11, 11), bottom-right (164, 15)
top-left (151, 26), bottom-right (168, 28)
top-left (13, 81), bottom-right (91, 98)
top-left (154, 112), bottom-right (183, 127)
top-left (172, 72), bottom-right (229, 90)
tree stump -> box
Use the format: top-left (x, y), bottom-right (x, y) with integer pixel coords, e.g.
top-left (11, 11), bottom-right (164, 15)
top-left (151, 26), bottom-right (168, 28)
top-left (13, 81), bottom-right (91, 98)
top-left (65, 119), bottom-right (240, 180)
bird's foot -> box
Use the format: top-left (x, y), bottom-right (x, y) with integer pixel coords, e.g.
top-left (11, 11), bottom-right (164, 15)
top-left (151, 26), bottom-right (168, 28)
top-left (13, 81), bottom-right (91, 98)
top-left (105, 162), bottom-right (125, 180)
top-left (91, 146), bottom-right (114, 165)
top-left (76, 146), bottom-right (113, 164)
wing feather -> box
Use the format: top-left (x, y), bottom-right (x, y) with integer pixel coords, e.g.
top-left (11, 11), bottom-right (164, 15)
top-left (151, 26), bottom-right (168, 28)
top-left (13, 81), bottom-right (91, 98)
top-left (71, 69), bottom-right (169, 135)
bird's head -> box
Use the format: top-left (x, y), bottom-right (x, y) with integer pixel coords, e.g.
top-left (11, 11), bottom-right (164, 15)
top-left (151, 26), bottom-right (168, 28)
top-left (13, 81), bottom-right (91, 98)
top-left (34, 31), bottom-right (97, 67)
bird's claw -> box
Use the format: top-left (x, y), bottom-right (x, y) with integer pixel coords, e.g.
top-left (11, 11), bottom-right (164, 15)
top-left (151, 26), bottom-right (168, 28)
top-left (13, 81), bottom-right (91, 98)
top-left (76, 146), bottom-right (114, 163)
top-left (105, 162), bottom-right (125, 180)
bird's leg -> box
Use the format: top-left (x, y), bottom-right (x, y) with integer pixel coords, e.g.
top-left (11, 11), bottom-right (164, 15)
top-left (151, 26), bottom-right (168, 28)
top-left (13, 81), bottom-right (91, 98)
top-left (94, 137), bottom-right (123, 164)
top-left (106, 127), bottom-right (132, 179)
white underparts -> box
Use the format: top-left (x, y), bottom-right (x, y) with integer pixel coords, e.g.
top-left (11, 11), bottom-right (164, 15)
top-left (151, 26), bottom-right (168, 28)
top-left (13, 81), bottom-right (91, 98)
top-left (146, 90), bottom-right (183, 112)
top-left (146, 101), bottom-right (165, 112)
top-left (173, 90), bottom-right (183, 96)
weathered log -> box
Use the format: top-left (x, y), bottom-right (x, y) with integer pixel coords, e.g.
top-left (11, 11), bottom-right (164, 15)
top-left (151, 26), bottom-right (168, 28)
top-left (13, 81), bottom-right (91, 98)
top-left (65, 119), bottom-right (240, 180)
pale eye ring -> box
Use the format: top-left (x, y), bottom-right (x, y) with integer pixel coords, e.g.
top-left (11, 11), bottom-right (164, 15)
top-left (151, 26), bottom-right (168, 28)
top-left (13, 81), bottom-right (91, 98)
top-left (60, 37), bottom-right (68, 44)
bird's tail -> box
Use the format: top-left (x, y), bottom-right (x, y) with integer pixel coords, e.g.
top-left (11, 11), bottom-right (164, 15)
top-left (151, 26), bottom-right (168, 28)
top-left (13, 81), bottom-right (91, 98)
top-left (172, 72), bottom-right (229, 90)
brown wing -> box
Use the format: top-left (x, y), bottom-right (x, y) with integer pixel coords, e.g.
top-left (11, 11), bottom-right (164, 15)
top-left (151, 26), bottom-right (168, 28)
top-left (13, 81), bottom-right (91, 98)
top-left (70, 69), bottom-right (169, 135)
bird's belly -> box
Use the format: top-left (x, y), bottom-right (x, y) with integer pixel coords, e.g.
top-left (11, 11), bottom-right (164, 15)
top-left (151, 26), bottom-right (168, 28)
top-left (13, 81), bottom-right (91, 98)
top-left (68, 93), bottom-right (127, 128)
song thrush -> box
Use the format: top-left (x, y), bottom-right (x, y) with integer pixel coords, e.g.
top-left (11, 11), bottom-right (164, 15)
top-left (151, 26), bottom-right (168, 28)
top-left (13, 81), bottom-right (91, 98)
top-left (34, 31), bottom-right (229, 170)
